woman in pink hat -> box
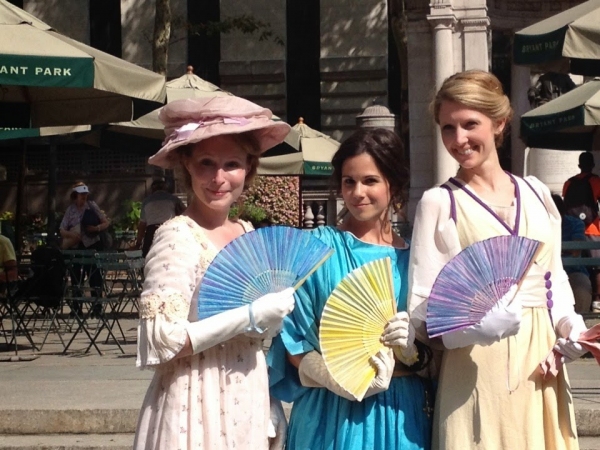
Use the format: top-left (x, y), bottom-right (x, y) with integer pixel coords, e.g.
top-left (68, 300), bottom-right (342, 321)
top-left (134, 97), bottom-right (295, 450)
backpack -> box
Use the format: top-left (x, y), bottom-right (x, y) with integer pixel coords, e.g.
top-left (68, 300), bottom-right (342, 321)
top-left (16, 246), bottom-right (67, 309)
top-left (564, 174), bottom-right (599, 226)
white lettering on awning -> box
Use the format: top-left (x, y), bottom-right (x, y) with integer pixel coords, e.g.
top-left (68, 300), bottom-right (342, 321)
top-left (34, 67), bottom-right (73, 77)
top-left (0, 65), bottom-right (29, 75)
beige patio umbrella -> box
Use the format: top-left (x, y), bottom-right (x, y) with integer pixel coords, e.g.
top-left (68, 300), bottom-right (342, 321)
top-left (108, 66), bottom-right (232, 140)
top-left (0, 0), bottom-right (166, 128)
top-left (258, 118), bottom-right (340, 175)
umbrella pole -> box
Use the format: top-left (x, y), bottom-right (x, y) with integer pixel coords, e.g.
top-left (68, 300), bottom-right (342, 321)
top-left (47, 141), bottom-right (57, 245)
top-left (15, 141), bottom-right (27, 255)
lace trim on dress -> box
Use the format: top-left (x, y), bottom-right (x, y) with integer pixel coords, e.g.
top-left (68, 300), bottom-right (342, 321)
top-left (140, 292), bottom-right (190, 320)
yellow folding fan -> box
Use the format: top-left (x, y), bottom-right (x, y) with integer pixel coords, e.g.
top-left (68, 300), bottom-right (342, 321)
top-left (319, 257), bottom-right (397, 401)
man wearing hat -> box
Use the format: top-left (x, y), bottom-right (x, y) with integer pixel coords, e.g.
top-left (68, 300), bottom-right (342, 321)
top-left (133, 178), bottom-right (185, 257)
top-left (563, 151), bottom-right (600, 312)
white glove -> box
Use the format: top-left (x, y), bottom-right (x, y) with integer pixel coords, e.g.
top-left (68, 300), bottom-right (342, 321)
top-left (251, 288), bottom-right (296, 333)
top-left (556, 314), bottom-right (587, 341)
top-left (441, 284), bottom-right (521, 349)
top-left (363, 348), bottom-right (395, 399)
top-left (381, 311), bottom-right (419, 365)
top-left (186, 288), bottom-right (295, 354)
top-left (554, 314), bottom-right (588, 363)
top-left (297, 351), bottom-right (357, 401)
top-left (382, 311), bottom-right (414, 348)
top-left (267, 398), bottom-right (287, 450)
top-left (554, 338), bottom-right (586, 363)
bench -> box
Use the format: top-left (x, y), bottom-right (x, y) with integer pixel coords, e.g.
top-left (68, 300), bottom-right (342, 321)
top-left (561, 240), bottom-right (600, 319)
top-left (561, 240), bottom-right (600, 267)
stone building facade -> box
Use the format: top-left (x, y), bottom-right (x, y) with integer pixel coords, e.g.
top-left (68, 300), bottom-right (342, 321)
top-left (3, 0), bottom-right (589, 223)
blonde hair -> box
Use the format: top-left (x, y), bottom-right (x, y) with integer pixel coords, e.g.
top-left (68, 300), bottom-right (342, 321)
top-left (174, 133), bottom-right (262, 195)
top-left (431, 70), bottom-right (513, 147)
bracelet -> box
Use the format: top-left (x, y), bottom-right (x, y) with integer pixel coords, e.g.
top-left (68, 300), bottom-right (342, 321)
top-left (246, 302), bottom-right (265, 333)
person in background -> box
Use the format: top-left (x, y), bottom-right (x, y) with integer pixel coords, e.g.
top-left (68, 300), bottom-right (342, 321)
top-left (134, 178), bottom-right (185, 257)
top-left (59, 182), bottom-right (110, 316)
top-left (268, 128), bottom-right (433, 450)
top-left (562, 151), bottom-right (600, 305)
top-left (552, 194), bottom-right (593, 314)
top-left (134, 96), bottom-right (295, 450)
top-left (409, 70), bottom-right (587, 449)
top-left (0, 234), bottom-right (17, 288)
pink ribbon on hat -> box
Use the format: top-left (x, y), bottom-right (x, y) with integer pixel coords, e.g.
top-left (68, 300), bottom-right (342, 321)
top-left (166, 117), bottom-right (252, 144)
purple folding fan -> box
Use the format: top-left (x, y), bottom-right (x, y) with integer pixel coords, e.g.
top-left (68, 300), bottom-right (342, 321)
top-left (426, 235), bottom-right (542, 338)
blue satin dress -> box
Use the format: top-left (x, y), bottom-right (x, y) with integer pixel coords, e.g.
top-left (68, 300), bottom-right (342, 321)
top-left (267, 226), bottom-right (432, 450)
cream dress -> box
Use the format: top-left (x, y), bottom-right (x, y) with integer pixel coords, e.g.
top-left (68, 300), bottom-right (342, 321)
top-left (409, 175), bottom-right (579, 450)
top-left (134, 215), bottom-right (271, 450)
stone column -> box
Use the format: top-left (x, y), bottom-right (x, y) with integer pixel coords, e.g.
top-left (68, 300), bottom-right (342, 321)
top-left (461, 17), bottom-right (490, 71)
top-left (510, 64), bottom-right (531, 176)
top-left (428, 7), bottom-right (458, 185)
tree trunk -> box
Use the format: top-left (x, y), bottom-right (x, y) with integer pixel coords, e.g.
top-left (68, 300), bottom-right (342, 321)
top-left (388, 0), bottom-right (410, 157)
top-left (153, 0), bottom-right (172, 76)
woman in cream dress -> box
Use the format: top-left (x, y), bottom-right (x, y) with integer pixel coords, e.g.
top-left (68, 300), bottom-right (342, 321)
top-left (408, 70), bottom-right (588, 450)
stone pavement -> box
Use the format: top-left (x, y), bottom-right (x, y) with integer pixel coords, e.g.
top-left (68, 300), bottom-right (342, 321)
top-left (0, 317), bottom-right (599, 449)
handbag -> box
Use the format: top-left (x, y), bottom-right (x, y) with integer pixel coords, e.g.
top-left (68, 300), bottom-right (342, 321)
top-left (61, 223), bottom-right (81, 250)
top-left (81, 204), bottom-right (101, 237)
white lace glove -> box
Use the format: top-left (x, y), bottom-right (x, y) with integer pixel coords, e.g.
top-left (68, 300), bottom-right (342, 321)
top-left (297, 351), bottom-right (357, 401)
top-left (381, 311), bottom-right (418, 365)
top-left (267, 398), bottom-right (287, 450)
top-left (186, 288), bottom-right (295, 354)
top-left (363, 348), bottom-right (395, 399)
top-left (441, 284), bottom-right (521, 349)
top-left (554, 314), bottom-right (588, 363)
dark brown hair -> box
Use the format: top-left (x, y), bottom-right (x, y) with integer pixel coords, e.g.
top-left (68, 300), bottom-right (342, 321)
top-left (331, 128), bottom-right (409, 211)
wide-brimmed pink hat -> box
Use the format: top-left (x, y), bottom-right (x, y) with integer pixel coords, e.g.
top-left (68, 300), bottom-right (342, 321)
top-left (148, 96), bottom-right (291, 168)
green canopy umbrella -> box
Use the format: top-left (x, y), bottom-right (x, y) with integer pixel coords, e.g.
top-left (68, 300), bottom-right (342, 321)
top-left (513, 0), bottom-right (600, 76)
top-left (520, 78), bottom-right (600, 150)
top-left (0, 0), bottom-right (166, 128)
top-left (258, 118), bottom-right (340, 176)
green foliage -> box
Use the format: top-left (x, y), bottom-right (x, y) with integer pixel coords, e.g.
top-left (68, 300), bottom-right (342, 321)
top-left (229, 203), bottom-right (268, 226)
top-left (0, 211), bottom-right (14, 222)
top-left (188, 14), bottom-right (284, 46)
top-left (114, 200), bottom-right (142, 232)
top-left (238, 176), bottom-right (300, 226)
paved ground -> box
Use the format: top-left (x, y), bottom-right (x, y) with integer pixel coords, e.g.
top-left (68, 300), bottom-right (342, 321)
top-left (0, 317), bottom-right (598, 448)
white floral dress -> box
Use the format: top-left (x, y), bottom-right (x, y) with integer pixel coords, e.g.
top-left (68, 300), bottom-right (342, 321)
top-left (134, 215), bottom-right (270, 450)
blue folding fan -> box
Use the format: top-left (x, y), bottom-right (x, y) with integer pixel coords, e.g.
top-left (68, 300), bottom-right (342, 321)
top-left (197, 226), bottom-right (334, 319)
top-left (426, 235), bottom-right (542, 338)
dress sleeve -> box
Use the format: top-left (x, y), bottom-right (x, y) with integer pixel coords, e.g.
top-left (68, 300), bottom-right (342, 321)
top-left (136, 220), bottom-right (200, 369)
top-left (408, 187), bottom-right (461, 342)
top-left (524, 176), bottom-right (577, 332)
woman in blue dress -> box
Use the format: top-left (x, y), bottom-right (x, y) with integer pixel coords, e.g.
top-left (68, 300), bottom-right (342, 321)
top-left (268, 128), bottom-right (433, 450)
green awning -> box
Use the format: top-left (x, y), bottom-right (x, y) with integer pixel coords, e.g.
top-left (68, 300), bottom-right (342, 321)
top-left (0, 55), bottom-right (94, 88)
top-left (0, 125), bottom-right (90, 142)
top-left (514, 0), bottom-right (600, 75)
top-left (303, 161), bottom-right (333, 176)
top-left (0, 0), bottom-right (166, 128)
top-left (520, 79), bottom-right (600, 150)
